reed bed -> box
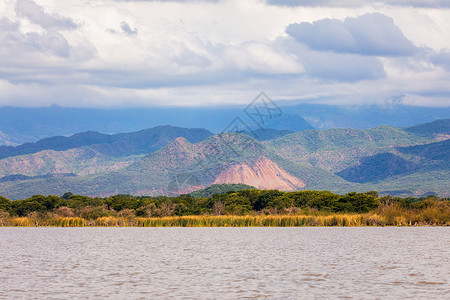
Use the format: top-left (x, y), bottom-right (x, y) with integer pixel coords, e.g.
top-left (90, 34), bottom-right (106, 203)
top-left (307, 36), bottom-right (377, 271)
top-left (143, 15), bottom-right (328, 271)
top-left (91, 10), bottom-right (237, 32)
top-left (135, 214), bottom-right (383, 227)
top-left (1, 212), bottom-right (448, 227)
top-left (53, 217), bottom-right (85, 227)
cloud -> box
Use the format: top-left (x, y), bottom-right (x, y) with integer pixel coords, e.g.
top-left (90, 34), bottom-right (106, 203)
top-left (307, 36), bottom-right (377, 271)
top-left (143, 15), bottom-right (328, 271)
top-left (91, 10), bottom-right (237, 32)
top-left (279, 39), bottom-right (385, 82)
top-left (401, 93), bottom-right (450, 107)
top-left (266, 0), bottom-right (450, 8)
top-left (107, 21), bottom-right (138, 36)
top-left (304, 52), bottom-right (385, 81)
top-left (286, 13), bottom-right (417, 56)
top-left (121, 22), bottom-right (138, 35)
top-left (24, 31), bottom-right (71, 57)
top-left (430, 49), bottom-right (450, 71)
top-left (15, 0), bottom-right (78, 30)
top-left (0, 0), bottom-right (449, 108)
top-left (113, 0), bottom-right (220, 2)
top-left (222, 42), bottom-right (305, 75)
top-left (0, 18), bottom-right (70, 60)
top-left (0, 17), bottom-right (19, 31)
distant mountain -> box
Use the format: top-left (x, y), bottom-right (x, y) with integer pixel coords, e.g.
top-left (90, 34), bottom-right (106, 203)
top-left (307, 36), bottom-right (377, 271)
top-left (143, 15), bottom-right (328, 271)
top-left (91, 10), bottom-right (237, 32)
top-left (284, 103), bottom-right (450, 129)
top-left (1, 105), bottom-right (448, 145)
top-left (0, 120), bottom-right (448, 199)
top-left (0, 106), bottom-right (241, 143)
top-left (336, 153), bottom-right (418, 183)
top-left (0, 126), bottom-right (212, 179)
top-left (0, 130), bottom-right (36, 146)
top-left (245, 128), bottom-right (294, 141)
top-left (264, 113), bottom-right (314, 131)
top-left (0, 131), bottom-right (113, 159)
top-left (0, 125), bottom-right (213, 160)
top-left (404, 119), bottom-right (450, 139)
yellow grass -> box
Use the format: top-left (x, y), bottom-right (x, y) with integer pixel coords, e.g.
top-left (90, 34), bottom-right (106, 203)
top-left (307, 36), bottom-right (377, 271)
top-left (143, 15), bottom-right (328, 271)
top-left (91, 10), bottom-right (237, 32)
top-left (136, 214), bottom-right (387, 227)
top-left (1, 212), bottom-right (448, 227)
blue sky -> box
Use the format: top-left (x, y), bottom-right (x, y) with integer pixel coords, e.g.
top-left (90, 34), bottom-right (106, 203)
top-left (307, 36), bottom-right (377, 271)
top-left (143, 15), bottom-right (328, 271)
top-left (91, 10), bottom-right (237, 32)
top-left (1, 0), bottom-right (450, 107)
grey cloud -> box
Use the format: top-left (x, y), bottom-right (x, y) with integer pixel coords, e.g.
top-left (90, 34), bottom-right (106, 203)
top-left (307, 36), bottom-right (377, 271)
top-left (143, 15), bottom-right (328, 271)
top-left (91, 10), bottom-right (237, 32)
top-left (0, 17), bottom-right (70, 59)
top-left (266, 0), bottom-right (450, 8)
top-left (430, 49), bottom-right (450, 71)
top-left (0, 17), bottom-right (20, 31)
top-left (107, 22), bottom-right (138, 36)
top-left (121, 22), bottom-right (138, 35)
top-left (286, 13), bottom-right (417, 56)
top-left (15, 0), bottom-right (78, 30)
top-left (25, 31), bottom-right (71, 57)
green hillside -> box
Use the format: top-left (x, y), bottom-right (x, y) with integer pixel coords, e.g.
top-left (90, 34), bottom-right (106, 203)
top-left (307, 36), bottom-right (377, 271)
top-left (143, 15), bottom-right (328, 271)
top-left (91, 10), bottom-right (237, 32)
top-left (336, 153), bottom-right (418, 183)
top-left (397, 139), bottom-right (450, 163)
top-left (0, 133), bottom-right (278, 199)
top-left (0, 121), bottom-right (448, 200)
top-left (264, 125), bottom-right (432, 172)
top-left (404, 119), bottom-right (450, 138)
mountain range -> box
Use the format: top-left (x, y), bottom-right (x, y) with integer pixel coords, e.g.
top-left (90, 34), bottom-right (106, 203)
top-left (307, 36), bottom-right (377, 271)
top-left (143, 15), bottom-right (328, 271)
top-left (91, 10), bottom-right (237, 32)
top-left (1, 104), bottom-right (449, 145)
top-left (0, 119), bottom-right (448, 200)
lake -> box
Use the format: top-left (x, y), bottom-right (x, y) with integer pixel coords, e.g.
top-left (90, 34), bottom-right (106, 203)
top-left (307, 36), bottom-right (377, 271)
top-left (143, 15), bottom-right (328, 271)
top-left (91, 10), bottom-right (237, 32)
top-left (0, 227), bottom-right (449, 299)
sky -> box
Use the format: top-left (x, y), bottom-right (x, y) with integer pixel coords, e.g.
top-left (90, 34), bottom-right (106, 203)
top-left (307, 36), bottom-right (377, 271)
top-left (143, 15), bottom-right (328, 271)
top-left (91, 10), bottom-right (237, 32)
top-left (1, 0), bottom-right (450, 108)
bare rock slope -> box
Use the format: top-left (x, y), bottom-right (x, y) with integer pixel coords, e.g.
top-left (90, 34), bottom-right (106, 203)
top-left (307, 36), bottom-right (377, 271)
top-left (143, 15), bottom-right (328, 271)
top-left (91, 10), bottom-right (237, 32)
top-left (213, 156), bottom-right (305, 190)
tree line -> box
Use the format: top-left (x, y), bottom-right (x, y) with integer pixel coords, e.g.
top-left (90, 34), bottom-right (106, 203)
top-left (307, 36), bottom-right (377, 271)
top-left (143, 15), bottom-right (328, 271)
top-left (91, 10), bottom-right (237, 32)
top-left (0, 189), bottom-right (447, 219)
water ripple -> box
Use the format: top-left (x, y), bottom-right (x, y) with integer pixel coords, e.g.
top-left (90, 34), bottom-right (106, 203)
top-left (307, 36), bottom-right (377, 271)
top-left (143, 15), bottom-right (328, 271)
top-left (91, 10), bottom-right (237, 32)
top-left (0, 227), bottom-right (449, 299)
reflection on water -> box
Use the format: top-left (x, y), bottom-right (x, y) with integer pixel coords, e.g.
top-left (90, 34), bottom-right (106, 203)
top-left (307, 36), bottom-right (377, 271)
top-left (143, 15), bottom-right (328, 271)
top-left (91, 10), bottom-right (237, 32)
top-left (0, 228), bottom-right (449, 299)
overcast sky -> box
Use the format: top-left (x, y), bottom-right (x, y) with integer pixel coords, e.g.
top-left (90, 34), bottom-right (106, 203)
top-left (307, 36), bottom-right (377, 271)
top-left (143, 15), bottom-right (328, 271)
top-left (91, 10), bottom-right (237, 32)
top-left (1, 0), bottom-right (450, 108)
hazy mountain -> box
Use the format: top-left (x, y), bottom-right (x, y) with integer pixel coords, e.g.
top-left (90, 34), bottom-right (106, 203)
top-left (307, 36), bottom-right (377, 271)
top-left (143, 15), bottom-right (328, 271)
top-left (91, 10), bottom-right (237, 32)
top-left (244, 128), bottom-right (294, 141)
top-left (284, 103), bottom-right (450, 129)
top-left (0, 106), bottom-right (241, 143)
top-left (263, 113), bottom-right (314, 131)
top-left (0, 125), bottom-right (213, 160)
top-left (1, 104), bottom-right (448, 145)
top-left (0, 130), bottom-right (36, 146)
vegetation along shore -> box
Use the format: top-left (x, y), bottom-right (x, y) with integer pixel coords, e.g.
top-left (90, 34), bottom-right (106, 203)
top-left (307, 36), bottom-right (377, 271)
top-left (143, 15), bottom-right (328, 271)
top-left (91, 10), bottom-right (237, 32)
top-left (0, 186), bottom-right (448, 227)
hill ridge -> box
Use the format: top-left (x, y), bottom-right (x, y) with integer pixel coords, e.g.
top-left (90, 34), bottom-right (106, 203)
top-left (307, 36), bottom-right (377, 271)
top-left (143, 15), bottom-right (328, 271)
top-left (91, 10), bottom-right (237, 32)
top-left (0, 119), bottom-right (448, 199)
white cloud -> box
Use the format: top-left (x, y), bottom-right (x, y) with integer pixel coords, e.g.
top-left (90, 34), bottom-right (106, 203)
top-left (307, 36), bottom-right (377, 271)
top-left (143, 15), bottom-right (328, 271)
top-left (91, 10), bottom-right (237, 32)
top-left (0, 0), bottom-right (449, 108)
top-left (266, 0), bottom-right (450, 8)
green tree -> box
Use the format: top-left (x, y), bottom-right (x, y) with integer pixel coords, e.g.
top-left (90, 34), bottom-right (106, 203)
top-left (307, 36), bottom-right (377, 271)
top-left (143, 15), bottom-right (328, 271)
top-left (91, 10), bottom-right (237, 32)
top-left (336, 192), bottom-right (378, 213)
top-left (253, 190), bottom-right (284, 211)
top-left (0, 196), bottom-right (11, 212)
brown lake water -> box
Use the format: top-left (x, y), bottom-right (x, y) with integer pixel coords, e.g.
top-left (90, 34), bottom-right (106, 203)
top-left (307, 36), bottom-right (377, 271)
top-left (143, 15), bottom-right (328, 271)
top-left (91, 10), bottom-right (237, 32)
top-left (0, 227), bottom-right (449, 299)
